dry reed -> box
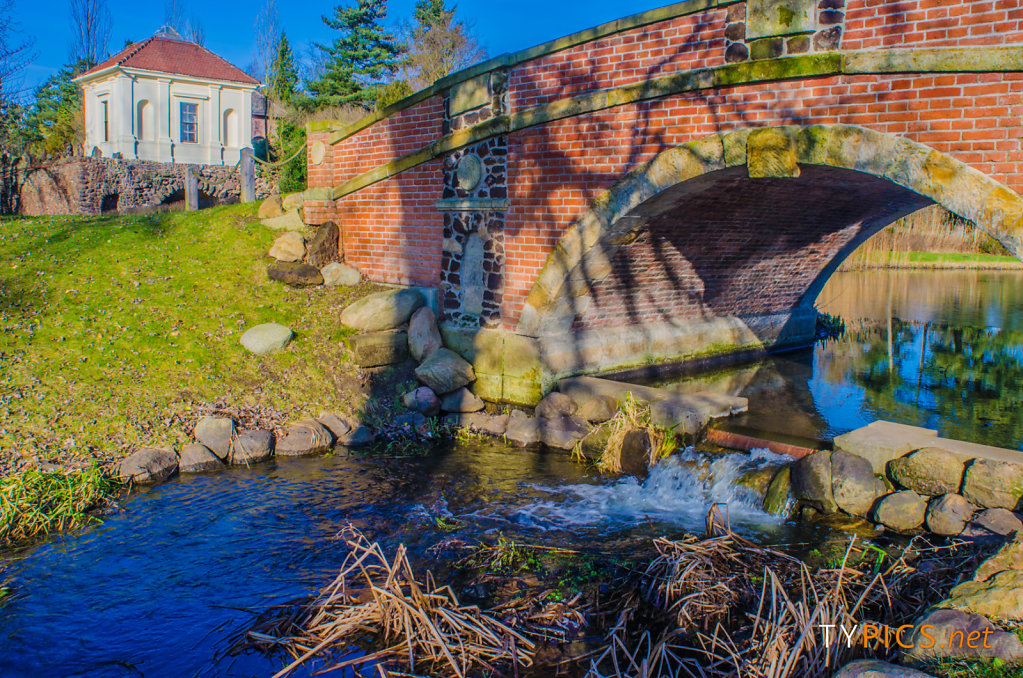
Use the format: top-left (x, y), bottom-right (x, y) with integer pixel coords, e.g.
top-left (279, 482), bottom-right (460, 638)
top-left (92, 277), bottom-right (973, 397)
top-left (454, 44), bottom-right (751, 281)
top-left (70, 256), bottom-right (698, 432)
top-left (231, 526), bottom-right (536, 678)
top-left (581, 395), bottom-right (677, 473)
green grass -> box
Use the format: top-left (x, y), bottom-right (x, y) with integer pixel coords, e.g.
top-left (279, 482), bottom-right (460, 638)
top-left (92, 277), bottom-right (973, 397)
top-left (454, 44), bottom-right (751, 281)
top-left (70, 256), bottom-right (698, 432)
top-left (924, 657), bottom-right (1021, 678)
top-left (0, 204), bottom-right (378, 472)
top-left (905, 251), bottom-right (1021, 265)
top-left (0, 463), bottom-right (118, 546)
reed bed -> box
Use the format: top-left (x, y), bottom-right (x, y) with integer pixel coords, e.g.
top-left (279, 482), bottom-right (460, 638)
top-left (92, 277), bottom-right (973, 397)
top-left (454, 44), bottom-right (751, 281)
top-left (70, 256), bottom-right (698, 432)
top-left (231, 527), bottom-right (537, 678)
top-left (0, 463), bottom-right (117, 546)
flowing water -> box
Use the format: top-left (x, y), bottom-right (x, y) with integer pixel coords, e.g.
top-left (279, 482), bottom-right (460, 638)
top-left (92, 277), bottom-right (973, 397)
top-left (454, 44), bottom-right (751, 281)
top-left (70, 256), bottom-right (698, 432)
top-left (2, 268), bottom-right (1022, 676)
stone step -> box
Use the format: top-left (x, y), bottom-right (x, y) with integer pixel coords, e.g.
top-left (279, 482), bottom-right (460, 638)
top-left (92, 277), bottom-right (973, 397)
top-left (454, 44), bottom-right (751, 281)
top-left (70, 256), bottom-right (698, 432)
top-left (261, 208), bottom-right (305, 232)
top-left (834, 420), bottom-right (1023, 474)
top-left (557, 375), bottom-right (748, 420)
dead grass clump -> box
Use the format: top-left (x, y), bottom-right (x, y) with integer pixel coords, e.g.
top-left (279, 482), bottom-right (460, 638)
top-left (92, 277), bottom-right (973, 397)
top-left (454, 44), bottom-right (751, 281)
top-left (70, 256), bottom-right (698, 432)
top-left (579, 395), bottom-right (678, 473)
top-left (232, 526), bottom-right (535, 677)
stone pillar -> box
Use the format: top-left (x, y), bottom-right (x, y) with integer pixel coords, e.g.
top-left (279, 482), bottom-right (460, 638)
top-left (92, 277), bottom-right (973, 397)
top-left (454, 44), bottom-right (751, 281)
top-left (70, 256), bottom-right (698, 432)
top-left (240, 148), bottom-right (255, 203)
top-left (185, 168), bottom-right (198, 211)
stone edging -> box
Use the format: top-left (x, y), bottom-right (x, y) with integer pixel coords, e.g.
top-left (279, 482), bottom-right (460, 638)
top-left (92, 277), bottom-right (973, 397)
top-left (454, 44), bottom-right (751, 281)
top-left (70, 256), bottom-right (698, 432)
top-left (323, 47), bottom-right (1023, 202)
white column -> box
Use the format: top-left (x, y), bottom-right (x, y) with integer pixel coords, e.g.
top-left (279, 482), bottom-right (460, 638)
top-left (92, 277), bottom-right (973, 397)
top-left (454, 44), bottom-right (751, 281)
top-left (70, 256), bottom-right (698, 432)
top-left (208, 84), bottom-right (223, 165)
top-left (157, 78), bottom-right (173, 163)
top-left (112, 74), bottom-right (134, 157)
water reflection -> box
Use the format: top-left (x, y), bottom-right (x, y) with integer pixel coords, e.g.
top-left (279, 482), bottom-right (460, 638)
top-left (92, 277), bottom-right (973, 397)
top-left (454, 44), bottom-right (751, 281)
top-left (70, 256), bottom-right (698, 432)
top-left (653, 269), bottom-right (1023, 450)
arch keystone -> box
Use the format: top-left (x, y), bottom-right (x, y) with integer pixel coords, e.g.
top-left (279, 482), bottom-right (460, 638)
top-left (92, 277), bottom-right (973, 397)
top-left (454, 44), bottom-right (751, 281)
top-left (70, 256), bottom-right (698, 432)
top-left (747, 127), bottom-right (800, 178)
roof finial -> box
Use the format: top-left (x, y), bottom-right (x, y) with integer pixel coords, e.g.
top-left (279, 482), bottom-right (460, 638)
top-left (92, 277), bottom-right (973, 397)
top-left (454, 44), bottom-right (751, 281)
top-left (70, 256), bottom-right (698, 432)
top-left (154, 25), bottom-right (184, 40)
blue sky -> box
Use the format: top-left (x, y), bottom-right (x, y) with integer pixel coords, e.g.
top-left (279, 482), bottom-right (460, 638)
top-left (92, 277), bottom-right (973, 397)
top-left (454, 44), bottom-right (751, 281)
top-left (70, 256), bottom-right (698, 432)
top-left (10, 0), bottom-right (674, 90)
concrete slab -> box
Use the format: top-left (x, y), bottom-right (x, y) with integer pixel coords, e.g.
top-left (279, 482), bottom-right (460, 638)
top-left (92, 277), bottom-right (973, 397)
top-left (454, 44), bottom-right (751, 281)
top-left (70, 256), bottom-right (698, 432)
top-left (834, 420), bottom-right (1023, 474)
top-left (557, 376), bottom-right (747, 422)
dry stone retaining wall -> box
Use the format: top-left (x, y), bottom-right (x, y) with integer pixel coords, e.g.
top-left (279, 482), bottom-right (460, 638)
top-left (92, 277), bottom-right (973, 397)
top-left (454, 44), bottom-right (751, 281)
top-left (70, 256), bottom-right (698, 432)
top-left (17, 156), bottom-right (271, 216)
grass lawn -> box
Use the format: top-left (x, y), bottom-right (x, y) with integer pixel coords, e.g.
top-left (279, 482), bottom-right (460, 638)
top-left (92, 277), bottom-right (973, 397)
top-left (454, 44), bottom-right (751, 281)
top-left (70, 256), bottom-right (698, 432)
top-left (906, 251), bottom-right (1022, 265)
top-left (0, 203), bottom-right (380, 474)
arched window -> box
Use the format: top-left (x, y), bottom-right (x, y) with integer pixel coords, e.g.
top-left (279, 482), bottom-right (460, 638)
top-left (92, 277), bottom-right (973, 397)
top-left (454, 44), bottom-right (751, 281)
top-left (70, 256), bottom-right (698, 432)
top-left (137, 100), bottom-right (154, 141)
top-left (223, 108), bottom-right (239, 147)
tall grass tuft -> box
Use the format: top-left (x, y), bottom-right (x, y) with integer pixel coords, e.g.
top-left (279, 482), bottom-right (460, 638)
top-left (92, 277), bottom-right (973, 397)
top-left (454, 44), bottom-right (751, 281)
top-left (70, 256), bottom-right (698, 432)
top-left (581, 395), bottom-right (678, 473)
top-left (0, 463), bottom-right (118, 546)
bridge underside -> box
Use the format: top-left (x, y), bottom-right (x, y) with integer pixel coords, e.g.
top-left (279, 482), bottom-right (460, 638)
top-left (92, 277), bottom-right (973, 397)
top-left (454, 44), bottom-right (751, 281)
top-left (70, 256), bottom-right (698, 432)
top-left (530, 165), bottom-right (933, 381)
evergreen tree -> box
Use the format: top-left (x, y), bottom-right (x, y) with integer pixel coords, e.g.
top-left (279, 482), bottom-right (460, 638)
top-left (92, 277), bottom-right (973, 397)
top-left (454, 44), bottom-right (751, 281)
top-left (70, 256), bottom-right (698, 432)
top-left (269, 33), bottom-right (299, 103)
top-left (306, 0), bottom-right (404, 106)
top-left (414, 0), bottom-right (446, 28)
top-left (24, 58), bottom-right (94, 157)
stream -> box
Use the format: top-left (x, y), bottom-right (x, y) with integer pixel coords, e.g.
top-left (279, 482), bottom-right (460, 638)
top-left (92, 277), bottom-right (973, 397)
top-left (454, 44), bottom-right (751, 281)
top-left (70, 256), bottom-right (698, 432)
top-left (2, 268), bottom-right (1022, 676)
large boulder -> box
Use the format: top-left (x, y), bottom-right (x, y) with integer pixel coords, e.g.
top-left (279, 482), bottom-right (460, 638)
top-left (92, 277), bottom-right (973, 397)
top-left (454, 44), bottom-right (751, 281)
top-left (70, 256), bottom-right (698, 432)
top-left (268, 231), bottom-right (306, 262)
top-left (791, 451), bottom-right (837, 513)
top-left (262, 209), bottom-right (305, 232)
top-left (831, 450), bottom-right (878, 517)
top-left (440, 387), bottom-right (484, 413)
top-left (505, 412), bottom-right (541, 447)
top-left (414, 348), bottom-right (475, 394)
top-left (116, 447), bottom-right (178, 483)
top-left (317, 412), bottom-right (375, 447)
top-left (178, 444), bottom-right (223, 473)
top-left (962, 458), bottom-right (1023, 510)
top-left (193, 416), bottom-right (234, 460)
top-left (535, 392), bottom-right (577, 419)
top-left (941, 570), bottom-right (1023, 621)
top-left (902, 608), bottom-right (1023, 665)
top-left (577, 395), bottom-right (618, 423)
top-left (962, 508), bottom-right (1023, 539)
top-left (445, 411), bottom-right (508, 436)
top-left (403, 386), bottom-right (440, 417)
top-left (540, 415), bottom-right (590, 450)
top-left (321, 262), bottom-right (362, 287)
top-left (282, 192), bottom-right (305, 211)
top-left (763, 466), bottom-right (793, 516)
top-left (834, 660), bottom-right (934, 678)
top-left (873, 490), bottom-right (927, 531)
top-left (888, 447), bottom-right (965, 497)
top-left (268, 261), bottom-right (323, 287)
top-left (341, 288), bottom-right (425, 332)
top-left (351, 331), bottom-right (409, 367)
top-left (305, 221), bottom-right (340, 268)
top-left (975, 532), bottom-right (1023, 582)
top-left (240, 323), bottom-right (293, 355)
top-left (925, 493), bottom-right (975, 536)
top-left (408, 307), bottom-right (442, 362)
top-left (231, 430), bottom-right (274, 465)
top-left (258, 193), bottom-right (284, 219)
top-left (275, 419), bottom-right (333, 456)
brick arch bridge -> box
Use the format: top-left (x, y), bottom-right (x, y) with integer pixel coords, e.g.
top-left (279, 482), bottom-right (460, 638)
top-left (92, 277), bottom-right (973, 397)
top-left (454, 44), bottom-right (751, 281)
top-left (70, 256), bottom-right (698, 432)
top-left (303, 0), bottom-right (1023, 405)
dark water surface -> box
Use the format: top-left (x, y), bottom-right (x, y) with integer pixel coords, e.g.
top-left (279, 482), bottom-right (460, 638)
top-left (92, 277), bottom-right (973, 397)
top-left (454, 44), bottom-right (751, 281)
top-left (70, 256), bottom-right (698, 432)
top-left (2, 268), bottom-right (1021, 676)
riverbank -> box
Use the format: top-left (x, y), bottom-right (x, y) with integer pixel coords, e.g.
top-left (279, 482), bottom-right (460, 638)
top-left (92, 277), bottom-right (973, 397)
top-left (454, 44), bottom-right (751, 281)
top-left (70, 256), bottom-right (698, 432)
top-left (841, 251), bottom-right (1023, 270)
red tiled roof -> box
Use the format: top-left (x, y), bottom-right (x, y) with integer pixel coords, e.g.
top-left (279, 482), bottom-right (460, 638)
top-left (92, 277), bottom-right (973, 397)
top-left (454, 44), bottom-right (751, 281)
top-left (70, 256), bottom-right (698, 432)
top-left (76, 36), bottom-right (260, 86)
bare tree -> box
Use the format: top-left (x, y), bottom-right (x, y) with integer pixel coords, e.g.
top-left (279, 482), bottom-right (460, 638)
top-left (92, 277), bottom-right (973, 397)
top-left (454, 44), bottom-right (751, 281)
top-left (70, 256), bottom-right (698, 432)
top-left (397, 4), bottom-right (485, 91)
top-left (163, 0), bottom-right (185, 32)
top-left (254, 0), bottom-right (280, 84)
top-left (185, 13), bottom-right (205, 46)
top-left (69, 0), bottom-right (111, 65)
top-left (0, 0), bottom-right (34, 103)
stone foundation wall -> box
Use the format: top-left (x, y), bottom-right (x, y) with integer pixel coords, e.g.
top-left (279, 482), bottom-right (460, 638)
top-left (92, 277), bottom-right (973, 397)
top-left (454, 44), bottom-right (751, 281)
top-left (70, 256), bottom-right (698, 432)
top-left (17, 157), bottom-right (272, 216)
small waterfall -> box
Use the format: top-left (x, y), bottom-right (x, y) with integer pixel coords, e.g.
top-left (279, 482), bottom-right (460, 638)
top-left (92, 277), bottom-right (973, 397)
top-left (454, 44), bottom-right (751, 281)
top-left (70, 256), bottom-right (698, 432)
top-left (507, 447), bottom-right (789, 533)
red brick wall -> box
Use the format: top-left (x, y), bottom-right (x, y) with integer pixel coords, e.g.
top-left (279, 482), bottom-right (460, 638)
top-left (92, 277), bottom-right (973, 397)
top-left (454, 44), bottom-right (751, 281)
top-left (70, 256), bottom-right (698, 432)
top-left (842, 0), bottom-right (1023, 50)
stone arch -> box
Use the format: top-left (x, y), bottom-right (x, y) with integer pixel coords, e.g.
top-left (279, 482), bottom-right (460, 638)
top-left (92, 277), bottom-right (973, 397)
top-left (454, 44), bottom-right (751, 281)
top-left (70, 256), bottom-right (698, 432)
top-left (517, 124), bottom-right (1023, 337)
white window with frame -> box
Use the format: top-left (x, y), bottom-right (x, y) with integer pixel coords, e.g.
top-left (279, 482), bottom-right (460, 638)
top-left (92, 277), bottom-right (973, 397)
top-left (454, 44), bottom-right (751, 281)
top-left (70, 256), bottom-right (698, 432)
top-left (179, 101), bottom-right (198, 143)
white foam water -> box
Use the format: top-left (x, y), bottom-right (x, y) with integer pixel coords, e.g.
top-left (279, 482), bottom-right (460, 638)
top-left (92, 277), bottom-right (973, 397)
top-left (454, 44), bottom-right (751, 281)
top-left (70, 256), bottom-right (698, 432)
top-left (503, 447), bottom-right (787, 534)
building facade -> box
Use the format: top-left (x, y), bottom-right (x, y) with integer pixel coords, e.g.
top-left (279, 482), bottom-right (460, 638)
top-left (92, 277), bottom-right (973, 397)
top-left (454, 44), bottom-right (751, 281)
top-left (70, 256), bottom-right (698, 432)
top-left (74, 28), bottom-right (262, 166)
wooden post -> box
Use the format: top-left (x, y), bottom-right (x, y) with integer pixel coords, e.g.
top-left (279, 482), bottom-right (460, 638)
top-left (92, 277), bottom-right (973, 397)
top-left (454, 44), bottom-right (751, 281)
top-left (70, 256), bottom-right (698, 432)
top-left (185, 168), bottom-right (198, 211)
top-left (240, 148), bottom-right (256, 203)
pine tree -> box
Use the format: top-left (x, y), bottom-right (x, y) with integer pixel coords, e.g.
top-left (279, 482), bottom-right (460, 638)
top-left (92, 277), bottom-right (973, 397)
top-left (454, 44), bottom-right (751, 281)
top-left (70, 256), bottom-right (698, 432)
top-left (24, 58), bottom-right (94, 157)
top-left (269, 33), bottom-right (299, 103)
top-left (306, 0), bottom-right (404, 106)
top-left (413, 0), bottom-right (446, 28)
